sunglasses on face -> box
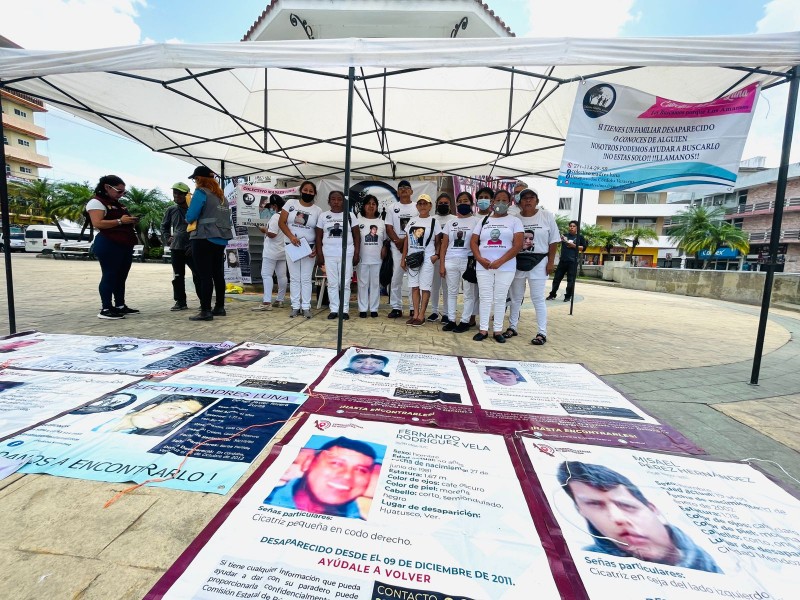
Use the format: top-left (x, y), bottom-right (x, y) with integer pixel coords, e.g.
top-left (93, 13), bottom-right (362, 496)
top-left (106, 185), bottom-right (125, 194)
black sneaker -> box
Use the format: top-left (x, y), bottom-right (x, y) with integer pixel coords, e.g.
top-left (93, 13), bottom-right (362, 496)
top-left (370, 312), bottom-right (378, 318)
top-left (563, 296), bottom-right (572, 303)
top-left (387, 309), bottom-right (402, 319)
top-left (453, 322), bottom-right (470, 333)
top-left (327, 312), bottom-right (338, 320)
top-left (342, 313), bottom-right (350, 320)
top-left (170, 302), bottom-right (188, 311)
top-left (427, 312), bottom-right (439, 322)
top-left (442, 322), bottom-right (457, 332)
top-left (546, 294), bottom-right (557, 300)
top-left (116, 305), bottom-right (140, 315)
top-left (98, 308), bottom-right (125, 320)
top-left (212, 306), bottom-right (227, 316)
top-left (359, 312), bottom-right (367, 318)
top-left (441, 315), bottom-right (451, 324)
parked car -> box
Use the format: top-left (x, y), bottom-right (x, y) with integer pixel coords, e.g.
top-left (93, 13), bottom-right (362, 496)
top-left (52, 241), bottom-right (95, 260)
top-left (0, 232), bottom-right (26, 252)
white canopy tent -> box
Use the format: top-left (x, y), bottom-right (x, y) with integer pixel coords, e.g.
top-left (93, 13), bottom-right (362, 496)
top-left (0, 34), bottom-right (798, 376)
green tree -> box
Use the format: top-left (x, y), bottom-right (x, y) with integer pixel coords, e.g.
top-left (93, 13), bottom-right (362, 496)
top-left (123, 186), bottom-right (170, 251)
top-left (54, 181), bottom-right (94, 240)
top-left (667, 205), bottom-right (749, 269)
top-left (622, 225), bottom-right (659, 265)
top-left (554, 213), bottom-right (570, 235)
top-left (578, 223), bottom-right (604, 249)
top-left (7, 178), bottom-right (65, 235)
top-left (595, 229), bottom-right (627, 265)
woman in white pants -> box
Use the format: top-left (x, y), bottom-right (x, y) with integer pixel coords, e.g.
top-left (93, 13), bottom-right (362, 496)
top-left (470, 189), bottom-right (523, 343)
top-left (253, 197), bottom-right (287, 311)
top-left (316, 190), bottom-right (358, 320)
top-left (279, 180), bottom-right (323, 318)
top-left (354, 195), bottom-right (386, 317)
top-left (507, 188), bottom-right (561, 345)
top-left (439, 191), bottom-right (478, 333)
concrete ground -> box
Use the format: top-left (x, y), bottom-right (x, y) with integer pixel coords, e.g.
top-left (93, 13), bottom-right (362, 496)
top-left (0, 254), bottom-right (797, 599)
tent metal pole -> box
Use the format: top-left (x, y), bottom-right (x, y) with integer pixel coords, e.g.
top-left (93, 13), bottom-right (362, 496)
top-left (750, 65), bottom-right (798, 385)
top-left (337, 67), bottom-right (356, 353)
top-left (0, 105), bottom-right (17, 334)
top-left (569, 188), bottom-right (584, 316)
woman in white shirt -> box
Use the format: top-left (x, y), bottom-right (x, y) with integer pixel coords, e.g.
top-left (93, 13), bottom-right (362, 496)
top-left (279, 180), bottom-right (323, 318)
top-left (469, 189), bottom-right (523, 343)
top-left (400, 194), bottom-right (441, 327)
top-left (354, 195), bottom-right (387, 318)
top-left (439, 191), bottom-right (478, 332)
top-left (253, 197), bottom-right (287, 311)
top-left (316, 190), bottom-right (359, 320)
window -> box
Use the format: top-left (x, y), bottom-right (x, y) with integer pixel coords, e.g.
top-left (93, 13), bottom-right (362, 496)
top-left (3, 136), bottom-right (7, 145)
top-left (17, 139), bottom-right (30, 147)
top-left (558, 197), bottom-right (572, 210)
top-left (19, 166), bottom-right (32, 174)
top-left (733, 218), bottom-right (744, 230)
top-left (611, 217), bottom-right (657, 231)
top-left (4, 165), bottom-right (9, 175)
top-left (14, 108), bottom-right (27, 118)
top-left (612, 192), bottom-right (660, 204)
top-left (738, 190), bottom-right (748, 205)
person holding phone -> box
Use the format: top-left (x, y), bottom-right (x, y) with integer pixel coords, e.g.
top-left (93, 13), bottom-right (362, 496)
top-left (86, 174), bottom-right (140, 320)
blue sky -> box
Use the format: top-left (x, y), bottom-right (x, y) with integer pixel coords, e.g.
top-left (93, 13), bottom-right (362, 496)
top-left (1, 0), bottom-right (797, 191)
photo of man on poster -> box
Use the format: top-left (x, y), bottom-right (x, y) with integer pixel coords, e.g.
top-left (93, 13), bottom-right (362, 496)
top-left (341, 354), bottom-right (390, 377)
top-left (264, 436), bottom-right (383, 520)
top-left (557, 461), bottom-right (722, 573)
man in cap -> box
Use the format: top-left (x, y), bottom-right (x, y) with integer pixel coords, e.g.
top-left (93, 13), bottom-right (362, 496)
top-left (161, 182), bottom-right (200, 311)
top-left (384, 180), bottom-right (418, 318)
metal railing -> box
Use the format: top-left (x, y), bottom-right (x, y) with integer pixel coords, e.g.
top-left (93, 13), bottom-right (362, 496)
top-left (747, 229), bottom-right (800, 242)
top-left (727, 197), bottom-right (800, 215)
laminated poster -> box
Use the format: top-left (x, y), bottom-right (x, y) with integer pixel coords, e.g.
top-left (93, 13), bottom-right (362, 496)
top-left (521, 439), bottom-right (800, 600)
top-left (146, 415), bottom-right (567, 599)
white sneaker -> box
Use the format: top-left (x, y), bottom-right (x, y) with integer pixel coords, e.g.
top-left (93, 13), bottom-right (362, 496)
top-left (274, 300), bottom-right (284, 308)
top-left (252, 303), bottom-right (273, 311)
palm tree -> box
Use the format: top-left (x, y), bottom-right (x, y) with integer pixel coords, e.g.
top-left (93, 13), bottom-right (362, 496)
top-left (7, 178), bottom-right (65, 235)
top-left (667, 205), bottom-right (749, 268)
top-left (622, 225), bottom-right (659, 265)
top-left (123, 186), bottom-right (170, 251)
top-left (595, 230), bottom-right (627, 265)
top-left (578, 223), bottom-right (604, 250)
top-left (684, 221), bottom-right (750, 269)
top-left (554, 213), bottom-right (570, 235)
top-left (54, 181), bottom-right (94, 240)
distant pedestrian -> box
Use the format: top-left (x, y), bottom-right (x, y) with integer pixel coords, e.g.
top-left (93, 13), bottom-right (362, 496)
top-left (161, 182), bottom-right (200, 311)
top-left (548, 220), bottom-right (586, 302)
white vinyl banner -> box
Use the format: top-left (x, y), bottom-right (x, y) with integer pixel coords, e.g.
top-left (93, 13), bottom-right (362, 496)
top-left (462, 358), bottom-right (656, 423)
top-left (557, 80), bottom-right (759, 193)
top-left (522, 439), bottom-right (800, 600)
top-left (236, 184), bottom-right (300, 226)
top-left (148, 416), bottom-right (563, 599)
top-left (167, 342), bottom-right (337, 392)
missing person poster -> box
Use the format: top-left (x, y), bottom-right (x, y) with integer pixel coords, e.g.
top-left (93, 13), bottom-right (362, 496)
top-left (521, 439), bottom-right (800, 600)
top-left (0, 333), bottom-right (234, 376)
top-left (2, 381), bottom-right (306, 494)
top-left (557, 80), bottom-right (759, 192)
top-left (237, 184), bottom-right (299, 227)
top-left (146, 415), bottom-right (567, 599)
top-left (167, 342), bottom-right (337, 392)
top-left (0, 368), bottom-right (140, 440)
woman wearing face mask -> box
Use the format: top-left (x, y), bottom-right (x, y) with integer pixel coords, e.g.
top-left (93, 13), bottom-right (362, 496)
top-left (355, 195), bottom-right (386, 318)
top-left (439, 191), bottom-right (478, 333)
top-left (469, 189), bottom-right (523, 343)
top-left (506, 188), bottom-right (561, 345)
top-left (279, 180), bottom-right (323, 318)
top-left (427, 193), bottom-right (452, 323)
top-left (316, 190), bottom-right (359, 320)
top-left (466, 187), bottom-right (495, 329)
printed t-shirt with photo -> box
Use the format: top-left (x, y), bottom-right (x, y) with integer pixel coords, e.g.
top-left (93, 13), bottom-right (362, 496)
top-left (355, 216), bottom-right (386, 265)
top-left (517, 209), bottom-right (561, 279)
top-left (385, 202), bottom-right (418, 240)
top-left (404, 216), bottom-right (441, 258)
top-left (443, 215), bottom-right (479, 259)
top-left (472, 214), bottom-right (523, 272)
top-left (263, 212), bottom-right (286, 261)
top-left (283, 198), bottom-right (323, 244)
top-left (317, 210), bottom-right (355, 257)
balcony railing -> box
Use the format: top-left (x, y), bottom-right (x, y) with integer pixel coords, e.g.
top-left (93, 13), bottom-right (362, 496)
top-left (3, 144), bottom-right (51, 168)
top-left (0, 89), bottom-right (45, 110)
top-left (2, 112), bottom-right (47, 139)
top-left (747, 229), bottom-right (800, 243)
top-left (727, 198), bottom-right (800, 215)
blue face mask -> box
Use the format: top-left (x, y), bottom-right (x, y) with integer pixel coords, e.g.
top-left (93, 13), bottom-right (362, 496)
top-left (514, 193), bottom-right (521, 203)
top-left (477, 198), bottom-right (491, 211)
top-left (456, 204), bottom-right (472, 216)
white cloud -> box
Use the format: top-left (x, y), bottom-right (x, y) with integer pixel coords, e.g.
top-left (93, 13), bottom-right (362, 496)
top-left (525, 0), bottom-right (638, 38)
top-left (756, 0), bottom-right (800, 33)
top-left (0, 0), bottom-right (146, 50)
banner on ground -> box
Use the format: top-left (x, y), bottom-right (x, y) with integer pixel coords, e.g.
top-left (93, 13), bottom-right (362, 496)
top-left (0, 333), bottom-right (234, 377)
top-left (521, 439), bottom-right (800, 599)
top-left (0, 368), bottom-right (140, 440)
top-left (557, 80), bottom-right (759, 192)
top-left (167, 342), bottom-right (337, 392)
top-left (2, 381), bottom-right (306, 494)
top-left (146, 414), bottom-right (569, 599)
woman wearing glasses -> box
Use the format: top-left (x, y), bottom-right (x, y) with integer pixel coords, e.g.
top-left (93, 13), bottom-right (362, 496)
top-left (86, 174), bottom-right (140, 320)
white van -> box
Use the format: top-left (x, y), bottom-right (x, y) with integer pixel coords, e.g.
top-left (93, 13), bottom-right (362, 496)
top-left (25, 225), bottom-right (86, 253)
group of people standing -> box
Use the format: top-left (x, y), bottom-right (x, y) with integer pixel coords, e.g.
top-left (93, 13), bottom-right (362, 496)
top-left (88, 172), bottom-right (585, 342)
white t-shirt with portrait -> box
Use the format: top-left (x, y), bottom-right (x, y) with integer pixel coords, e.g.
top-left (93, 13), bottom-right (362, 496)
top-left (517, 209), bottom-right (561, 279)
top-left (385, 202), bottom-right (418, 240)
top-left (355, 216), bottom-right (386, 265)
top-left (472, 214), bottom-right (523, 272)
top-left (404, 216), bottom-right (441, 259)
top-left (442, 215), bottom-right (478, 260)
top-left (317, 210), bottom-right (355, 258)
top-left (263, 213), bottom-right (285, 261)
top-left (283, 199), bottom-right (323, 245)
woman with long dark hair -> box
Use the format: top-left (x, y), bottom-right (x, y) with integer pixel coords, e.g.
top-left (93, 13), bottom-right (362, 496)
top-left (86, 175), bottom-right (140, 320)
top-left (354, 195), bottom-right (387, 317)
top-left (185, 166), bottom-right (233, 321)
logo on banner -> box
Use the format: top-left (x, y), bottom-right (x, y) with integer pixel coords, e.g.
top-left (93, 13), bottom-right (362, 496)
top-left (532, 443), bottom-right (556, 457)
top-left (583, 84), bottom-right (616, 118)
top-left (314, 419), bottom-right (331, 431)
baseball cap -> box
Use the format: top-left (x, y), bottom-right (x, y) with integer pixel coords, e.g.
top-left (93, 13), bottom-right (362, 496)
top-left (519, 188), bottom-right (538, 199)
top-left (189, 165), bottom-right (214, 179)
top-left (171, 182), bottom-right (190, 193)
top-left (398, 180), bottom-right (412, 189)
top-left (416, 194), bottom-right (432, 204)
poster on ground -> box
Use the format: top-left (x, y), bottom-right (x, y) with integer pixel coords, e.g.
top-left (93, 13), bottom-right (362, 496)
top-left (521, 439), bottom-right (800, 600)
top-left (307, 347), bottom-right (476, 428)
top-left (1, 381), bottom-right (306, 494)
top-left (167, 342), bottom-right (337, 392)
top-left (0, 368), bottom-right (140, 440)
top-left (557, 80), bottom-right (759, 192)
top-left (146, 415), bottom-right (569, 599)
top-left (0, 333), bottom-right (234, 376)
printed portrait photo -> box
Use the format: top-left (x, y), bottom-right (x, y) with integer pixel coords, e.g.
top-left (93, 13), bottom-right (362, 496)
top-left (91, 393), bottom-right (217, 436)
top-left (242, 193), bottom-right (256, 206)
top-left (294, 211), bottom-right (310, 226)
top-left (208, 348), bottom-right (270, 368)
top-left (483, 365), bottom-right (526, 386)
top-left (70, 391), bottom-right (138, 415)
top-left (340, 353), bottom-right (390, 377)
top-left (264, 435), bottom-right (385, 520)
